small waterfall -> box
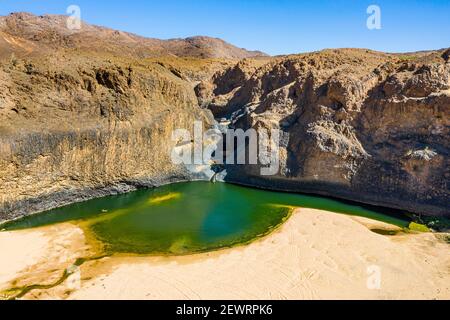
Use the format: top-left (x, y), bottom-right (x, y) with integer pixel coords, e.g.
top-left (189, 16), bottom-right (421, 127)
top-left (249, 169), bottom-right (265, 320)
top-left (173, 119), bottom-right (227, 182)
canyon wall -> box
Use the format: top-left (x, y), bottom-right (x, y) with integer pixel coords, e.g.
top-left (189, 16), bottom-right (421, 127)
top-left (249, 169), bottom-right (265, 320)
top-left (197, 49), bottom-right (450, 217)
top-left (0, 54), bottom-right (215, 221)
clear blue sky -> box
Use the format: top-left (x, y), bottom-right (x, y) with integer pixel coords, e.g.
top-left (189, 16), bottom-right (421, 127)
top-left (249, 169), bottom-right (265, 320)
top-left (1, 0), bottom-right (449, 55)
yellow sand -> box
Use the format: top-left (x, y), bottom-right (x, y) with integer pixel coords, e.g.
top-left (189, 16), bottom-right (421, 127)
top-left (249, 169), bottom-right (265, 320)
top-left (148, 192), bottom-right (181, 204)
top-left (0, 209), bottom-right (449, 300)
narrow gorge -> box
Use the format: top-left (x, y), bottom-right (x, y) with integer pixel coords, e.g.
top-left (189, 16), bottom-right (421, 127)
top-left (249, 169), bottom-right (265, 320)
top-left (0, 13), bottom-right (449, 223)
top-left (0, 11), bottom-right (449, 302)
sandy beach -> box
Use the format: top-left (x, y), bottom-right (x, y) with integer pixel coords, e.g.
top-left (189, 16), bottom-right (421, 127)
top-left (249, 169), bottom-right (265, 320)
top-left (1, 208), bottom-right (449, 300)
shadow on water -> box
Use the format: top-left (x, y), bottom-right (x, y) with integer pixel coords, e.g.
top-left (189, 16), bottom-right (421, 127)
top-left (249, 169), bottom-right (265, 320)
top-left (0, 182), bottom-right (420, 300)
top-left (1, 182), bottom-right (412, 256)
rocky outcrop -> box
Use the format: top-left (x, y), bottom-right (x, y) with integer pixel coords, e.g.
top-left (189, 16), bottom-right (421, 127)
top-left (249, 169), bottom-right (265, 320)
top-left (197, 49), bottom-right (450, 217)
top-left (0, 53), bottom-right (215, 221)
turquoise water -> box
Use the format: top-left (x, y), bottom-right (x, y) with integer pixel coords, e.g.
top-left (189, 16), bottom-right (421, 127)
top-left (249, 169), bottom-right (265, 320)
top-left (0, 182), bottom-right (411, 255)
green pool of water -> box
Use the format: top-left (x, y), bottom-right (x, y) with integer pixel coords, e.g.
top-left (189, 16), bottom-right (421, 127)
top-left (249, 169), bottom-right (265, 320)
top-left (0, 182), bottom-right (411, 255)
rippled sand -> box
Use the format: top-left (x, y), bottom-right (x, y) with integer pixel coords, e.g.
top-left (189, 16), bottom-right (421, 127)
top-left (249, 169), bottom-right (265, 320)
top-left (1, 208), bottom-right (449, 300)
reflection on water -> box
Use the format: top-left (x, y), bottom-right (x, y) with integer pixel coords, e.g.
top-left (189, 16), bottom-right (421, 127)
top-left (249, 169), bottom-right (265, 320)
top-left (1, 182), bottom-right (411, 255)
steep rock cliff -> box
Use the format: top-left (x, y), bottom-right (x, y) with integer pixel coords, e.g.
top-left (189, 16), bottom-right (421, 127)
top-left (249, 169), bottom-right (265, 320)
top-left (197, 49), bottom-right (450, 216)
top-left (0, 53), bottom-right (215, 221)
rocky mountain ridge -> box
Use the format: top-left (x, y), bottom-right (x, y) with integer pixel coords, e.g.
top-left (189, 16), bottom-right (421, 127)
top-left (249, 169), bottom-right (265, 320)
top-left (0, 12), bottom-right (267, 60)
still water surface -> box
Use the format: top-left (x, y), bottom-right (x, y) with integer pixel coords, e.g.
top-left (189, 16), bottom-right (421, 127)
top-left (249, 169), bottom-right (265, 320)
top-left (1, 182), bottom-right (410, 255)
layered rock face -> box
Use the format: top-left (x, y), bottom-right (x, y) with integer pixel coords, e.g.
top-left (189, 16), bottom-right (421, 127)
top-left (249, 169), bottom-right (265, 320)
top-left (197, 49), bottom-right (450, 217)
top-left (0, 52), bottom-right (216, 221)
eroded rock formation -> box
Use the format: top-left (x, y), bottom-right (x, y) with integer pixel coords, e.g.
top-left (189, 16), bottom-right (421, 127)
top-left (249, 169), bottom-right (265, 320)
top-left (0, 52), bottom-right (218, 220)
top-left (197, 49), bottom-right (450, 216)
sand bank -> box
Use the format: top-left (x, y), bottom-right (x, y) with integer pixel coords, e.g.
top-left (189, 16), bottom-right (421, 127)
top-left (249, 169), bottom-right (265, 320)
top-left (0, 209), bottom-right (449, 300)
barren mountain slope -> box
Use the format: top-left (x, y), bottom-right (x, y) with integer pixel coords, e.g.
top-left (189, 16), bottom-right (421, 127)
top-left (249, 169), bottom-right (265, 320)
top-left (0, 12), bottom-right (267, 60)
